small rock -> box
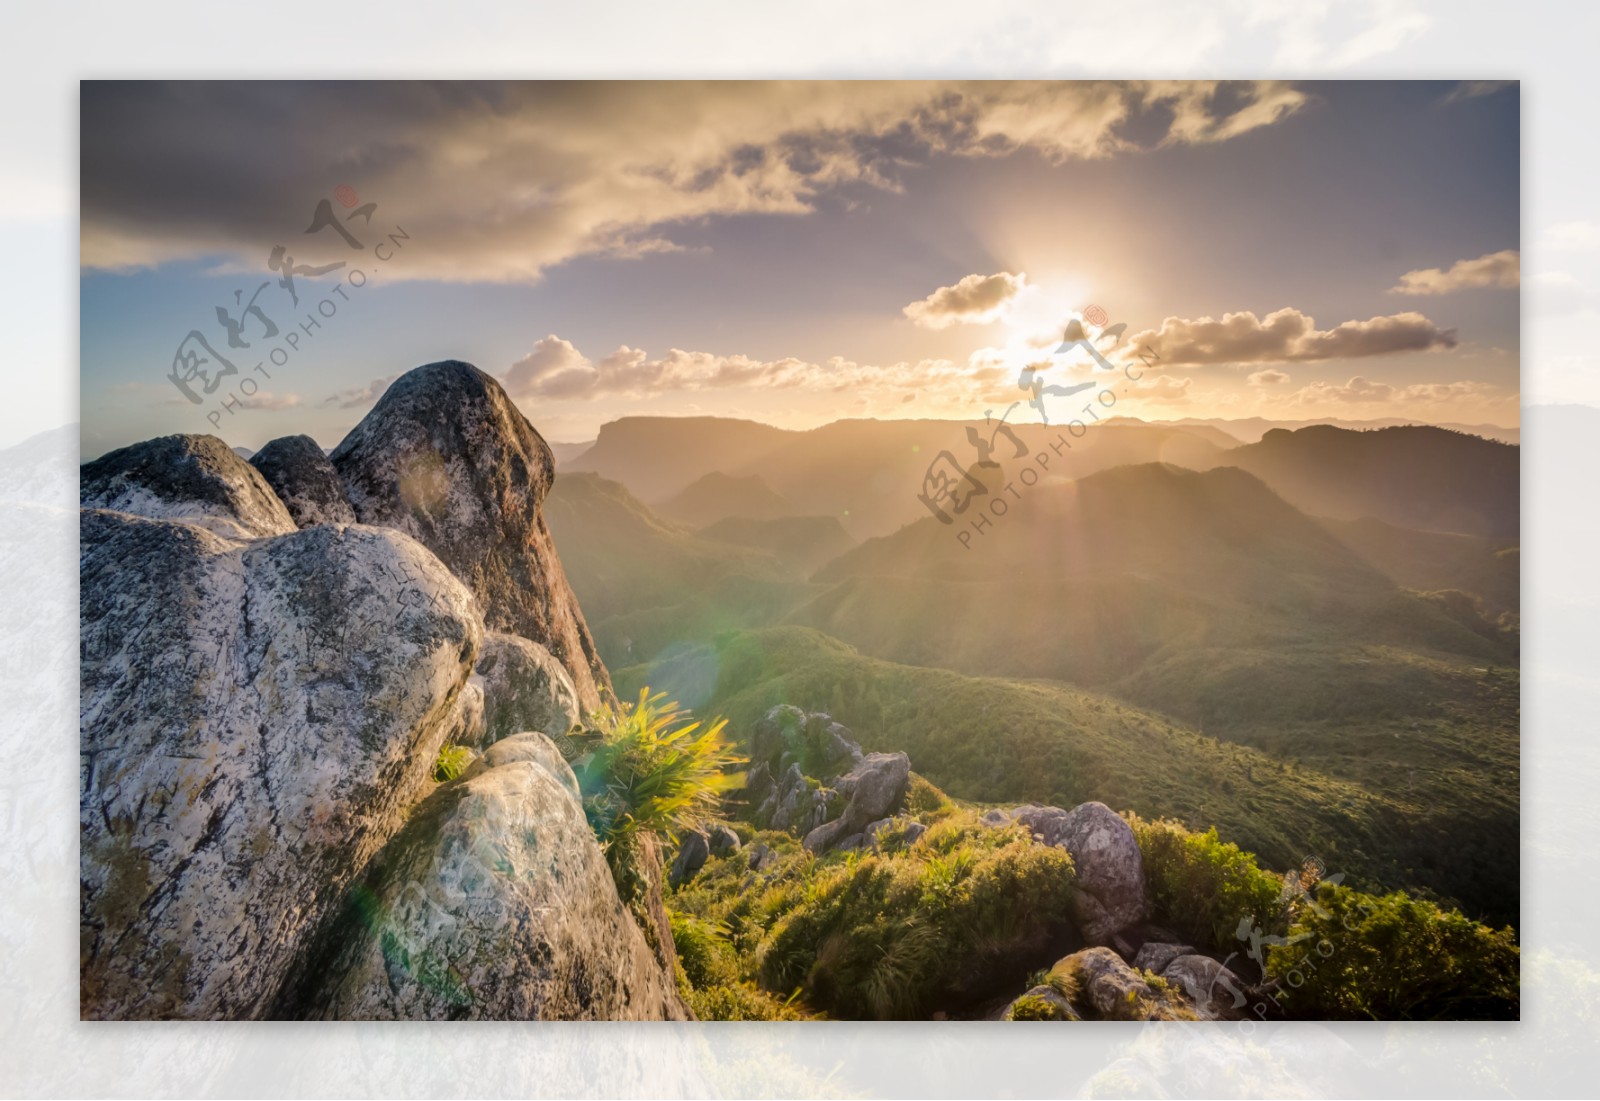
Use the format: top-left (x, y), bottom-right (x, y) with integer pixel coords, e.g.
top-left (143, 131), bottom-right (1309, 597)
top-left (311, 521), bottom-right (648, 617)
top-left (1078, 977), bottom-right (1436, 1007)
top-left (1063, 947), bottom-right (1152, 1021)
top-left (1003, 985), bottom-right (1081, 1021)
top-left (707, 824), bottom-right (741, 857)
top-left (668, 829), bottom-right (711, 888)
top-left (1162, 955), bottom-right (1249, 1020)
top-left (473, 631), bottom-right (582, 749)
top-left (1132, 941), bottom-right (1195, 975)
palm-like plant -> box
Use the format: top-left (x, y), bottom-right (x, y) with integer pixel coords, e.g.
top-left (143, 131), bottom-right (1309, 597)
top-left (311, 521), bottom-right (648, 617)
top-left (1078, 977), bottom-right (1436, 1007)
top-left (572, 689), bottom-right (745, 881)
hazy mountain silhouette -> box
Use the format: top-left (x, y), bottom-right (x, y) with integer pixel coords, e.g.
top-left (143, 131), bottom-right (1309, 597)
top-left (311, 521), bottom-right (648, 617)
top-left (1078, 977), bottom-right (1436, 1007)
top-left (1200, 424), bottom-right (1518, 538)
top-left (571, 414), bottom-right (1236, 539)
top-left (1110, 415), bottom-right (1520, 446)
top-left (698, 514), bottom-right (855, 575)
top-left (658, 471), bottom-right (792, 527)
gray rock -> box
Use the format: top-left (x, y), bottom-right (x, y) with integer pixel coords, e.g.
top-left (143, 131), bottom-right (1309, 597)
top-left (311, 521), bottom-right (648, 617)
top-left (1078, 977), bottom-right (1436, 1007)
top-left (1132, 941), bottom-right (1195, 975)
top-left (1162, 954), bottom-right (1249, 1020)
top-left (81, 433), bottom-right (294, 540)
top-left (440, 677), bottom-right (486, 750)
top-left (249, 434), bottom-right (356, 527)
top-left (287, 751), bottom-right (687, 1020)
top-left (1062, 947), bottom-right (1151, 1021)
top-left (747, 842), bottom-right (775, 872)
top-left (707, 824), bottom-right (741, 857)
top-left (472, 630), bottom-right (582, 748)
top-left (331, 360), bottom-right (611, 710)
top-left (460, 730), bottom-right (580, 801)
top-left (79, 510), bottom-right (482, 1020)
top-left (802, 751), bottom-right (911, 853)
top-left (669, 828), bottom-right (711, 888)
top-left (981, 807), bottom-right (1015, 827)
top-left (1015, 801), bottom-right (1149, 944)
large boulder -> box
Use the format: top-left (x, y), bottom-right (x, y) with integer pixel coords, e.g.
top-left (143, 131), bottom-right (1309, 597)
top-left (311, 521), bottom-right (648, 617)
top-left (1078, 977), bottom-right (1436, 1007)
top-left (249, 434), bottom-right (356, 527)
top-left (81, 433), bottom-right (294, 540)
top-left (79, 510), bottom-right (482, 1020)
top-left (472, 630), bottom-right (582, 748)
top-left (330, 361), bottom-right (612, 710)
top-left (283, 743), bottom-right (687, 1020)
top-left (1013, 802), bottom-right (1149, 944)
top-left (803, 752), bottom-right (911, 853)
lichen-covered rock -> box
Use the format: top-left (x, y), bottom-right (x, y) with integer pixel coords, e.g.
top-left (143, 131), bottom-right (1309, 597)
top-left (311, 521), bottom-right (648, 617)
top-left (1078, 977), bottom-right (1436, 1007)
top-left (330, 361), bottom-right (611, 710)
top-left (1002, 985), bottom-right (1081, 1021)
top-left (79, 510), bottom-right (482, 1020)
top-left (249, 434), bottom-right (356, 527)
top-left (460, 730), bottom-right (579, 801)
top-left (1064, 947), bottom-right (1152, 1021)
top-left (803, 752), bottom-right (911, 853)
top-left (1014, 801), bottom-right (1149, 944)
top-left (472, 630), bottom-right (582, 748)
top-left (286, 746), bottom-right (687, 1020)
top-left (81, 433), bottom-right (294, 540)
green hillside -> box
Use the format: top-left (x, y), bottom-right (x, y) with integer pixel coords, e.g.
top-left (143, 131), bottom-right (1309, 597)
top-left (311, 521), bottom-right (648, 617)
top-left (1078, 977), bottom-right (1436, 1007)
top-left (618, 626), bottom-right (1518, 927)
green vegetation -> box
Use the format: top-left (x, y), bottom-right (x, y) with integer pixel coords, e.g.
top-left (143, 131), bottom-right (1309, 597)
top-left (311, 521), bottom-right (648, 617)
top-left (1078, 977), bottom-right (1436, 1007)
top-left (431, 744), bottom-right (473, 783)
top-left (1266, 883), bottom-right (1519, 1020)
top-left (567, 689), bottom-right (743, 897)
top-left (669, 814), bottom-right (1076, 1020)
top-left (623, 625), bottom-right (1517, 927)
top-left (1129, 814), bottom-right (1290, 949)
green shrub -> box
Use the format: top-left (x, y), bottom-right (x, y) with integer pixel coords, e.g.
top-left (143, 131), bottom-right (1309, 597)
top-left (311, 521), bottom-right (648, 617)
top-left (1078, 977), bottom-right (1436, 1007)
top-left (1128, 814), bottom-right (1288, 949)
top-left (757, 836), bottom-right (1076, 1019)
top-left (431, 744), bottom-right (474, 783)
top-left (687, 981), bottom-right (808, 1021)
top-left (1266, 883), bottom-right (1519, 1020)
top-left (905, 772), bottom-right (954, 817)
top-left (571, 689), bottom-right (744, 889)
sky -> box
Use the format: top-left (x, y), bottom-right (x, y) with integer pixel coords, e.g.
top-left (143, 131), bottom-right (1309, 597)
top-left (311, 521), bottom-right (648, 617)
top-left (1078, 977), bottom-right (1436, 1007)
top-left (78, 79), bottom-right (1521, 454)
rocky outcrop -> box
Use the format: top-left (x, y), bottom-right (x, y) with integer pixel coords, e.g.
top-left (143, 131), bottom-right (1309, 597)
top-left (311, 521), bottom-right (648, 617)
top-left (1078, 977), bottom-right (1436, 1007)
top-left (803, 751), bottom-right (911, 853)
top-left (472, 630), bottom-right (582, 748)
top-left (286, 741), bottom-right (686, 1020)
top-left (81, 433), bottom-right (294, 540)
top-left (750, 705), bottom-right (862, 777)
top-left (1013, 802), bottom-right (1149, 944)
top-left (79, 510), bottom-right (482, 1020)
top-left (329, 361), bottom-right (611, 710)
top-left (249, 434), bottom-right (356, 527)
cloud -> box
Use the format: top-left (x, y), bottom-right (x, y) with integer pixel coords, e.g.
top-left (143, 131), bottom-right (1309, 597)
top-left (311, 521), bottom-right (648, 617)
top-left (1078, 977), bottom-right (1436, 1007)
top-left (81, 81), bottom-right (1309, 282)
top-left (324, 376), bottom-right (394, 410)
top-left (1441, 80), bottom-right (1515, 105)
top-left (498, 332), bottom-right (1001, 404)
top-left (1389, 250), bottom-right (1519, 295)
top-left (237, 391), bottom-right (302, 411)
top-left (1248, 368), bottom-right (1289, 385)
top-left (903, 272), bottom-right (1028, 328)
top-left (1128, 375), bottom-right (1192, 404)
top-left (1130, 308), bottom-right (1456, 365)
top-left (1284, 375), bottom-right (1501, 407)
